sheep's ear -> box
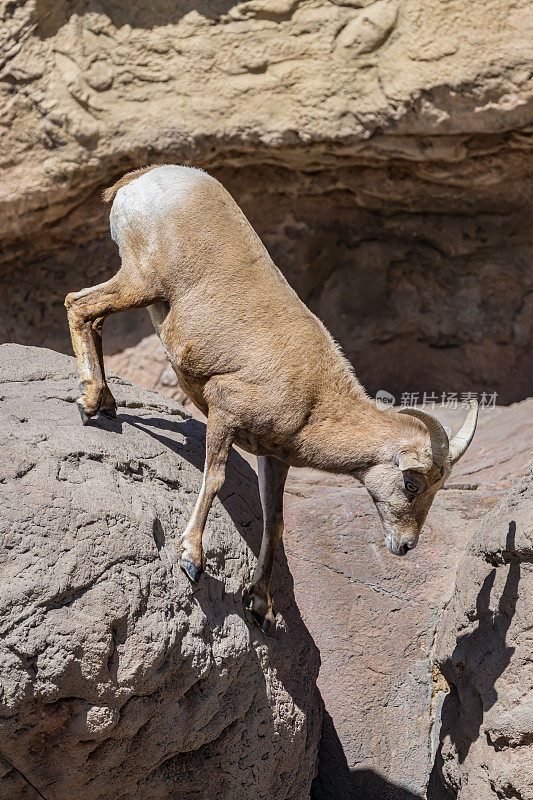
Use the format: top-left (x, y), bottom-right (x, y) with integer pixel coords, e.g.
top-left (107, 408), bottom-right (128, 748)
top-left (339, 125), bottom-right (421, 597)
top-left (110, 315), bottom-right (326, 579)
top-left (396, 451), bottom-right (424, 472)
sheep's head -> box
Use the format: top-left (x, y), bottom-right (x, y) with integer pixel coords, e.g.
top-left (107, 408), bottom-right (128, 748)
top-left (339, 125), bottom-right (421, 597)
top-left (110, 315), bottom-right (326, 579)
top-left (363, 400), bottom-right (478, 556)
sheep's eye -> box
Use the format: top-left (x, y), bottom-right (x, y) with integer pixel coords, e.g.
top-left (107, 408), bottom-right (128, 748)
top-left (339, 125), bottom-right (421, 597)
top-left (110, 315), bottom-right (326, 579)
top-left (404, 480), bottom-right (418, 495)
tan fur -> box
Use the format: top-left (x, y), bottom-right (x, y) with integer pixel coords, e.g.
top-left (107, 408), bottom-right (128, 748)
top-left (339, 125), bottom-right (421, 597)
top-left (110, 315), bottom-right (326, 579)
top-left (65, 165), bottom-right (469, 630)
top-left (102, 164), bottom-right (164, 203)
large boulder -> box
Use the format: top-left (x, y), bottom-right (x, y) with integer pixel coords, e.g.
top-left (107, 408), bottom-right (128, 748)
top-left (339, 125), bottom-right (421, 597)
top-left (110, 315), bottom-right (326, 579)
top-left (1, 0), bottom-right (532, 401)
top-left (432, 467), bottom-right (533, 800)
top-left (0, 344), bottom-right (321, 800)
top-left (282, 401), bottom-right (532, 799)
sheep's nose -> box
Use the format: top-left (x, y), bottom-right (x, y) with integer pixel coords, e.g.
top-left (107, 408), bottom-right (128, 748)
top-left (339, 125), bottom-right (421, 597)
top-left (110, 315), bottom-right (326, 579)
top-left (398, 541), bottom-right (412, 556)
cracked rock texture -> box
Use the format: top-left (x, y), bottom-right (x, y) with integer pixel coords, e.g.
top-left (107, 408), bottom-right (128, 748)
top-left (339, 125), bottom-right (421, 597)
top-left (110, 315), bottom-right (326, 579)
top-left (432, 467), bottom-right (533, 800)
top-left (1, 0), bottom-right (532, 401)
top-left (280, 401), bottom-right (532, 798)
top-left (0, 344), bottom-right (321, 800)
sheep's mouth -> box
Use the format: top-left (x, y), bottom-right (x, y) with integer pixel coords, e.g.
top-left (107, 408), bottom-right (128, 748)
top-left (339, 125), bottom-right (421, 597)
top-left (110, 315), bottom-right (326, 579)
top-left (384, 533), bottom-right (414, 557)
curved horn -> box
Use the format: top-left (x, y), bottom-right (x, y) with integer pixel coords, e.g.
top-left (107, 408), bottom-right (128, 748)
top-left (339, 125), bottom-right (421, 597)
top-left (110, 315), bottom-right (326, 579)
top-left (398, 407), bottom-right (450, 466)
top-left (448, 399), bottom-right (479, 465)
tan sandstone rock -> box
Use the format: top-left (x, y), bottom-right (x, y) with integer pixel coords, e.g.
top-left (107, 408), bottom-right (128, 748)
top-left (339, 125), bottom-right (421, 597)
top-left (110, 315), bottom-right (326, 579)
top-left (0, 344), bottom-right (321, 800)
top-left (0, 0), bottom-right (531, 401)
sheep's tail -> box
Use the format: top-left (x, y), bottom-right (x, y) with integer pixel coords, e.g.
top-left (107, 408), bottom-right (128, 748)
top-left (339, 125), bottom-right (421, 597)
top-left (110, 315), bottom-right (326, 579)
top-left (102, 164), bottom-right (165, 203)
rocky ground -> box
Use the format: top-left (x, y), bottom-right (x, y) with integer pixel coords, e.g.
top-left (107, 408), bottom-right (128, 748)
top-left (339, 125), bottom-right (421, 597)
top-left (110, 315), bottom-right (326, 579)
top-left (136, 375), bottom-right (533, 798)
top-left (0, 344), bottom-right (322, 800)
top-left (1, 345), bottom-right (530, 800)
top-left (1, 2), bottom-right (532, 795)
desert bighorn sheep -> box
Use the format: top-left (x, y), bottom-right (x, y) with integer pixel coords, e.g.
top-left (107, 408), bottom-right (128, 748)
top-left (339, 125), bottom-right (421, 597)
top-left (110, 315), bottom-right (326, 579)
top-left (65, 164), bottom-right (478, 633)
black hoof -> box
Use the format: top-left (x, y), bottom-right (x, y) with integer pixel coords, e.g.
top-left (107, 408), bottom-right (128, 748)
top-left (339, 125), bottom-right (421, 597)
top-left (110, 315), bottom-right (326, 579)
top-left (179, 559), bottom-right (203, 584)
top-left (244, 604), bottom-right (274, 636)
top-left (100, 406), bottom-right (117, 420)
top-left (76, 401), bottom-right (92, 426)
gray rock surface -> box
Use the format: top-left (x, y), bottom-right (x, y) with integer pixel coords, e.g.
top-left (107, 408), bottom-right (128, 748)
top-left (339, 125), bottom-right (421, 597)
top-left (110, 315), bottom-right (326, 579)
top-left (281, 401), bottom-right (533, 799)
top-left (433, 466), bottom-right (533, 800)
top-left (0, 344), bottom-right (321, 800)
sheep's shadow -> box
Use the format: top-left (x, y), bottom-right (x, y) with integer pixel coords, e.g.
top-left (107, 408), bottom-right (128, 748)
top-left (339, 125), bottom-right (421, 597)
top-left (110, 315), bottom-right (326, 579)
top-left (428, 520), bottom-right (521, 796)
top-left (311, 709), bottom-right (427, 800)
top-left (119, 411), bottom-right (264, 554)
top-left (118, 410), bottom-right (322, 728)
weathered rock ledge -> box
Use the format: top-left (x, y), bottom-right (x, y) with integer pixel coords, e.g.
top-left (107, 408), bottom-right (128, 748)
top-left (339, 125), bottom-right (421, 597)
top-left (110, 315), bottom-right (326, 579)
top-left (1, 0), bottom-right (532, 401)
top-left (2, 0), bottom-right (530, 243)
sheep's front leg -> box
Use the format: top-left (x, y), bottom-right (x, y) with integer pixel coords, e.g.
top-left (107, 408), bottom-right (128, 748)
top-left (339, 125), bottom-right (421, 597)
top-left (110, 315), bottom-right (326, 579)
top-left (65, 273), bottom-right (162, 423)
top-left (90, 315), bottom-right (117, 419)
top-left (243, 455), bottom-right (289, 635)
top-left (179, 413), bottom-right (235, 584)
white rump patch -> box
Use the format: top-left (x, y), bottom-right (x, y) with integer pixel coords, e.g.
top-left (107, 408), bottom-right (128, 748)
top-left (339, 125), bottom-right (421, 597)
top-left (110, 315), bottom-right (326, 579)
top-left (109, 165), bottom-right (211, 254)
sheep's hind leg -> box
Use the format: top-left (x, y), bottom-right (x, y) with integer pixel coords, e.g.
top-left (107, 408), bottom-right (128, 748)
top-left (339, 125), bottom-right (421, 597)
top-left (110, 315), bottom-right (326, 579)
top-left (243, 455), bottom-right (289, 635)
top-left (65, 273), bottom-right (163, 423)
top-left (179, 412), bottom-right (235, 584)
